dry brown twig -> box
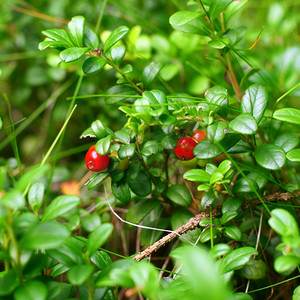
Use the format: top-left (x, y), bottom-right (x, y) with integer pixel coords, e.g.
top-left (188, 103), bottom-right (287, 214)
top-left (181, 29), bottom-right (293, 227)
top-left (133, 192), bottom-right (299, 261)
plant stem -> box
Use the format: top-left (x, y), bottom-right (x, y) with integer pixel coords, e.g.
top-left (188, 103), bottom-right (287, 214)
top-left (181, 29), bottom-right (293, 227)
top-left (225, 53), bottom-right (242, 100)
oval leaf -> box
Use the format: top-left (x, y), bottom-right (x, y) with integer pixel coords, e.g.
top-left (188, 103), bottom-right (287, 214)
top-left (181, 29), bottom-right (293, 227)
top-left (68, 16), bottom-right (85, 47)
top-left (42, 195), bottom-right (81, 221)
top-left (83, 57), bottom-right (107, 75)
top-left (287, 149), bottom-right (300, 162)
top-left (183, 169), bottom-right (211, 182)
top-left (254, 144), bottom-right (286, 170)
top-left (142, 62), bottom-right (163, 89)
top-left (67, 265), bottom-right (94, 286)
top-left (166, 184), bottom-right (192, 206)
top-left (273, 108), bottom-right (300, 125)
top-left (242, 84), bottom-right (268, 123)
top-left (229, 113), bottom-right (258, 135)
top-left (104, 26), bottom-right (129, 54)
top-left (274, 133), bottom-right (299, 152)
top-left (60, 47), bottom-right (88, 63)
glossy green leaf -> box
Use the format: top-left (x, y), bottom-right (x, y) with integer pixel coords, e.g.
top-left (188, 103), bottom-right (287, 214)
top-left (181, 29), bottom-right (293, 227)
top-left (273, 108), bottom-right (300, 125)
top-left (111, 180), bottom-right (131, 203)
top-left (209, 0), bottom-right (234, 20)
top-left (210, 172), bottom-right (224, 184)
top-left (141, 140), bottom-right (162, 156)
top-left (111, 45), bottom-right (126, 66)
top-left (274, 256), bottom-right (299, 274)
top-left (205, 86), bottom-right (228, 115)
top-left (95, 135), bottom-right (111, 155)
top-left (14, 281), bottom-right (47, 300)
top-left (106, 84), bottom-right (138, 104)
top-left (169, 11), bottom-right (208, 35)
top-left (28, 182), bottom-right (45, 212)
top-left (220, 211), bottom-right (238, 225)
top-left (240, 259), bottom-right (267, 279)
top-left (90, 251), bottom-right (112, 270)
top-left (293, 285), bottom-right (300, 300)
top-left (15, 164), bottom-right (50, 192)
top-left (274, 133), bottom-right (299, 152)
top-left (67, 265), bottom-right (94, 285)
top-left (194, 134), bottom-right (241, 159)
top-left (268, 208), bottom-right (299, 237)
top-left (0, 269), bottom-right (19, 296)
top-left (219, 247), bottom-right (258, 273)
top-left (60, 47), bottom-right (88, 62)
top-left (229, 113), bottom-right (258, 135)
top-left (223, 224), bottom-right (242, 240)
top-left (20, 220), bottom-right (70, 250)
top-left (126, 199), bottom-right (161, 224)
top-left (208, 37), bottom-right (230, 49)
top-left (42, 195), bottom-right (80, 221)
top-left (183, 169), bottom-right (211, 182)
top-left (41, 29), bottom-right (73, 47)
top-left (286, 149), bottom-right (300, 161)
top-left (217, 160), bottom-right (231, 175)
top-left (209, 243), bottom-right (231, 259)
top-left (127, 170), bottom-right (152, 196)
top-left (118, 144), bottom-right (136, 159)
top-left (103, 26), bottom-right (129, 54)
top-left (86, 223), bottom-right (114, 255)
top-left (254, 144), bottom-right (286, 170)
top-left (83, 27), bottom-right (100, 48)
top-left (233, 177), bottom-right (259, 193)
top-left (82, 214), bottom-right (101, 232)
top-left (166, 184), bottom-right (192, 206)
top-left (68, 16), bottom-right (85, 47)
top-left (241, 84), bottom-right (268, 123)
top-left (86, 172), bottom-right (109, 189)
top-left (207, 121), bottom-right (227, 143)
top-left (222, 197), bottom-right (242, 213)
top-left (142, 62), bottom-right (163, 89)
top-left (82, 57), bottom-right (107, 75)
top-left (91, 120), bottom-right (108, 138)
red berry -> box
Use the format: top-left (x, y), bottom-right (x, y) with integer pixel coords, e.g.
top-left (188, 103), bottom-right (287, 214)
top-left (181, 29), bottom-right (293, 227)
top-left (192, 129), bottom-right (207, 143)
top-left (85, 145), bottom-right (110, 172)
top-left (175, 137), bottom-right (197, 161)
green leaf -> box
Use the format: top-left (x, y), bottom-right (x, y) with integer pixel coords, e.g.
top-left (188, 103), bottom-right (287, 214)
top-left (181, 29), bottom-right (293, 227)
top-left (209, 0), bottom-right (234, 20)
top-left (103, 26), bottom-right (129, 54)
top-left (183, 169), bottom-right (211, 182)
top-left (232, 293), bottom-right (253, 300)
top-left (118, 144), bottom-right (136, 159)
top-left (86, 223), bottom-right (114, 256)
top-left (142, 62), bottom-right (163, 89)
top-left (86, 172), bottom-right (109, 189)
top-left (205, 86), bottom-right (228, 115)
top-left (166, 184), bottom-right (192, 206)
top-left (0, 269), bottom-right (19, 296)
top-left (20, 220), bottom-right (70, 250)
top-left (0, 117), bottom-right (2, 130)
top-left (219, 247), bottom-right (258, 273)
top-left (194, 134), bottom-right (241, 159)
top-left (127, 170), bottom-right (152, 196)
top-left (95, 135), bottom-right (111, 155)
top-left (223, 224), bottom-right (242, 240)
top-left (268, 208), bottom-right (299, 237)
top-left (141, 140), bottom-right (162, 156)
top-left (111, 180), bottom-right (131, 203)
top-left (67, 265), bottom-right (94, 286)
top-left (254, 144), bottom-right (286, 170)
top-left (106, 84), bottom-right (137, 104)
top-left (91, 120), bottom-right (108, 138)
top-left (209, 243), bottom-right (231, 259)
top-left (274, 133), bottom-right (299, 152)
top-left (169, 11), bottom-right (209, 35)
top-left (210, 172), bottom-right (224, 184)
top-left (274, 256), bottom-right (299, 274)
top-left (14, 281), bottom-right (47, 300)
top-left (233, 177), bottom-right (259, 193)
top-left (41, 29), bottom-right (73, 48)
top-left (241, 84), bottom-right (268, 123)
top-left (222, 197), bottom-right (242, 214)
top-left (229, 113), bottom-right (258, 135)
top-left (217, 160), bottom-right (231, 175)
top-left (208, 37), bottom-right (230, 49)
top-left (68, 16), bottom-right (85, 47)
top-left (28, 182), bottom-right (45, 212)
top-left (83, 27), bottom-right (100, 48)
top-left (15, 164), bottom-right (50, 192)
top-left (42, 195), bottom-right (80, 221)
top-left (110, 45), bottom-right (126, 66)
top-left (240, 259), bottom-right (267, 280)
top-left (82, 214), bottom-right (101, 232)
top-left (1, 190), bottom-right (25, 209)
top-left (126, 199), bottom-right (161, 224)
top-left (293, 285), bottom-right (300, 300)
top-left (273, 108), bottom-right (300, 125)
top-left (287, 149), bottom-right (300, 162)
top-left (60, 47), bottom-right (88, 63)
top-left (82, 57), bottom-right (107, 75)
top-left (207, 121), bottom-right (228, 143)
top-left (220, 211), bottom-right (238, 224)
top-left (90, 251), bottom-right (112, 270)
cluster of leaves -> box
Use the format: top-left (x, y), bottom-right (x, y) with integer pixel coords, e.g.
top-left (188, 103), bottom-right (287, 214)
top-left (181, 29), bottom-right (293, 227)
top-left (1, 0), bottom-right (300, 299)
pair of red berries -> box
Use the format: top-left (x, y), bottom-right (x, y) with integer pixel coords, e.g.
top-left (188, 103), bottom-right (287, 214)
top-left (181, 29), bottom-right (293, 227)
top-left (174, 129), bottom-right (207, 161)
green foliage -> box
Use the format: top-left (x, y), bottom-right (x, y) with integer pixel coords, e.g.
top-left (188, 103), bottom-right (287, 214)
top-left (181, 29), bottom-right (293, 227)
top-left (1, 0), bottom-right (300, 299)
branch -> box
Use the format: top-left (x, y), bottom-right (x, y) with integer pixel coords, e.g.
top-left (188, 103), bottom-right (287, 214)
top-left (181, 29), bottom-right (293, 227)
top-left (133, 209), bottom-right (221, 261)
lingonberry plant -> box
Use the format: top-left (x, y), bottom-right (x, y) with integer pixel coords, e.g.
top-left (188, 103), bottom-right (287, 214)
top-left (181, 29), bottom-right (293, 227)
top-left (1, 1), bottom-right (300, 300)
